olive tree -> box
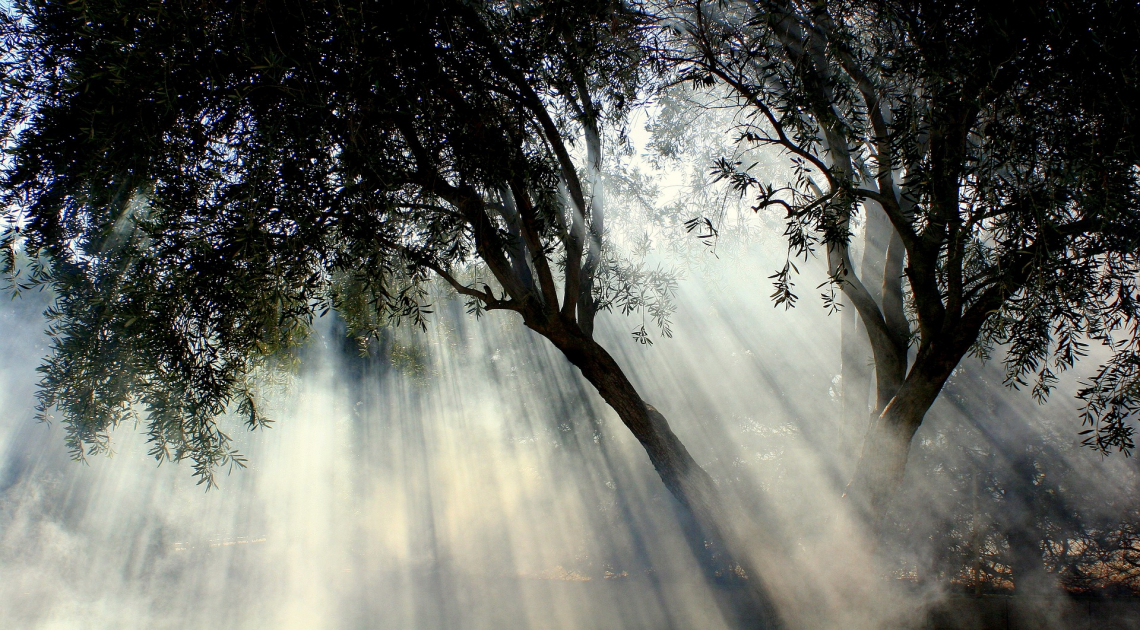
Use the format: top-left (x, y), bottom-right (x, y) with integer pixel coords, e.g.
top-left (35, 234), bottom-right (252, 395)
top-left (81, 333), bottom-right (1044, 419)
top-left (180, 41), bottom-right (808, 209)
top-left (0, 0), bottom-right (778, 598)
top-left (664, 0), bottom-right (1140, 529)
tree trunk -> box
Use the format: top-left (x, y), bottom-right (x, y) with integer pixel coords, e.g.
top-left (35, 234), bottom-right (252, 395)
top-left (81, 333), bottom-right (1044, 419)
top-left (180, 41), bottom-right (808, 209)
top-left (844, 349), bottom-right (959, 533)
top-left (835, 199), bottom-right (908, 427)
top-left (547, 327), bottom-right (733, 554)
top-left (840, 307), bottom-right (872, 425)
top-left (843, 198), bottom-right (894, 421)
top-left (1005, 451), bottom-right (1052, 595)
top-left (535, 321), bottom-right (782, 625)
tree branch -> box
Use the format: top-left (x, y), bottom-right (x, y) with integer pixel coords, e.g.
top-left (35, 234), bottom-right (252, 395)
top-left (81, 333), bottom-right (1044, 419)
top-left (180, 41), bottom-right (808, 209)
top-left (420, 259), bottom-right (519, 312)
top-left (510, 178), bottom-right (562, 312)
top-left (393, 116), bottom-right (532, 306)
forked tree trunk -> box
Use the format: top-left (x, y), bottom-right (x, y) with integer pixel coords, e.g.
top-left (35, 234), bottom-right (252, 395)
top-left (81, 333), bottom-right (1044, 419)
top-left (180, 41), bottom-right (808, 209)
top-left (844, 347), bottom-right (960, 532)
top-left (841, 198), bottom-right (895, 426)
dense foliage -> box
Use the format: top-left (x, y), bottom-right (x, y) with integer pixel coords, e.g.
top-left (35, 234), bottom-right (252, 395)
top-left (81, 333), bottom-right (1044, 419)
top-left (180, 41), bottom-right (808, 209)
top-left (659, 0), bottom-right (1140, 520)
top-left (0, 0), bottom-right (652, 484)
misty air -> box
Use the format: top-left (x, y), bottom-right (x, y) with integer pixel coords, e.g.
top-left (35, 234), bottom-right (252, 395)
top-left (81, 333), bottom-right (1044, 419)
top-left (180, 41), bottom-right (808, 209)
top-left (2, 1), bottom-right (1140, 629)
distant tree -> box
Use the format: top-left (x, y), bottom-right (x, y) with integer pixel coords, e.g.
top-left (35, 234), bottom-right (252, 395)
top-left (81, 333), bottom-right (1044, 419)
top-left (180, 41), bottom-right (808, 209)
top-left (664, 0), bottom-right (1140, 529)
top-left (0, 0), bottom-right (776, 599)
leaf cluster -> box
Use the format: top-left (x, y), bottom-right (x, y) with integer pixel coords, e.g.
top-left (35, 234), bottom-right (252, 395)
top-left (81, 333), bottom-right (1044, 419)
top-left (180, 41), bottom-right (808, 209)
top-left (0, 0), bottom-right (653, 483)
top-left (664, 0), bottom-right (1140, 448)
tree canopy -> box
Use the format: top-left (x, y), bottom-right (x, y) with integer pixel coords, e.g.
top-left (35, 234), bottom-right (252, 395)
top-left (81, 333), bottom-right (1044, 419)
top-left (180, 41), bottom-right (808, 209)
top-left (4, 0), bottom-right (1140, 599)
top-left (1, 0), bottom-right (658, 482)
top-left (2, 4), bottom-right (795, 609)
top-left (662, 0), bottom-right (1140, 522)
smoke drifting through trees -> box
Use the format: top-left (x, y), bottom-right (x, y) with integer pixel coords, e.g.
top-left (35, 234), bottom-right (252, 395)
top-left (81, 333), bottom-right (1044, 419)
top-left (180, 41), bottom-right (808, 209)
top-left (663, 0), bottom-right (1140, 533)
top-left (4, 243), bottom-right (1140, 628)
top-left (3, 0), bottom-right (1140, 628)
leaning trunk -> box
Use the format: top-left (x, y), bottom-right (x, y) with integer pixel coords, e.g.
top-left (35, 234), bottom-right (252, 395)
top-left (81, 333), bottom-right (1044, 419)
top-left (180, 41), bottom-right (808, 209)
top-left (549, 328), bottom-right (734, 558)
top-left (537, 323), bottom-right (781, 624)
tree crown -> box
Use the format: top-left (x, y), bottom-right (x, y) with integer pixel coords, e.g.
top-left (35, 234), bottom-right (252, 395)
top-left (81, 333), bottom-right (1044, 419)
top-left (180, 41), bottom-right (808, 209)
top-left (0, 0), bottom-right (657, 484)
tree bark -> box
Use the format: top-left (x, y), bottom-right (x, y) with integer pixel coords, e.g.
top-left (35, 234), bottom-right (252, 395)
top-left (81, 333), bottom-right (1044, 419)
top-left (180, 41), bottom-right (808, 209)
top-left (875, 227), bottom-right (908, 411)
top-left (844, 347), bottom-right (960, 532)
top-left (844, 199), bottom-right (893, 420)
top-left (533, 320), bottom-right (782, 625)
top-left (840, 303), bottom-right (872, 424)
top-left (544, 325), bottom-right (732, 552)
top-left (833, 200), bottom-right (909, 425)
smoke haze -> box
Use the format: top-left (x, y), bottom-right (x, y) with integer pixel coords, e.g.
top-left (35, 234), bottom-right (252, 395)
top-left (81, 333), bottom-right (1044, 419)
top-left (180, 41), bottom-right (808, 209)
top-left (1, 236), bottom-right (1137, 629)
